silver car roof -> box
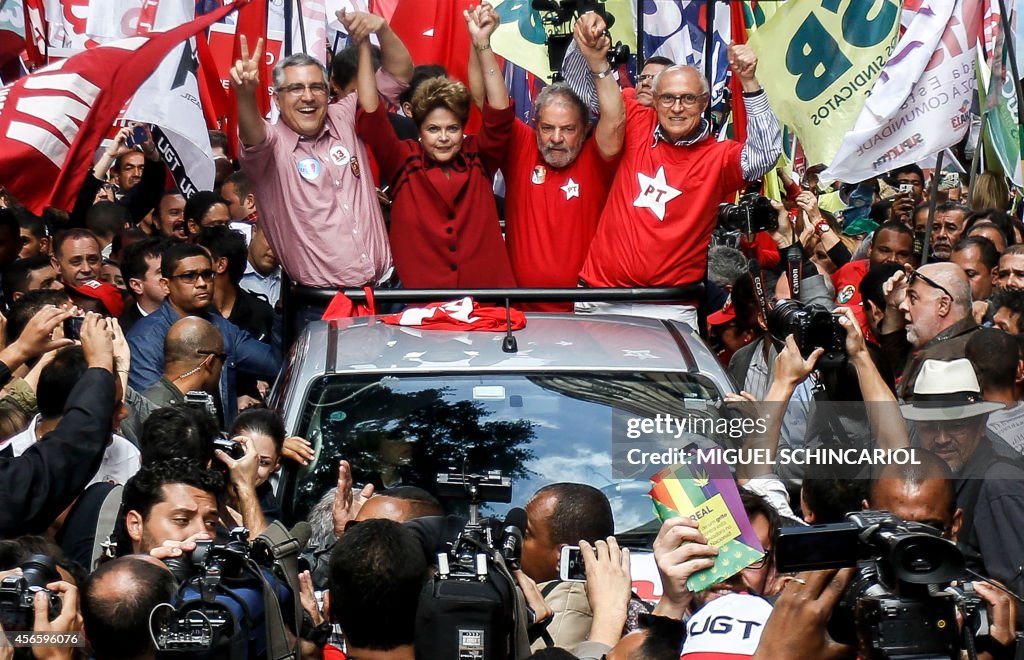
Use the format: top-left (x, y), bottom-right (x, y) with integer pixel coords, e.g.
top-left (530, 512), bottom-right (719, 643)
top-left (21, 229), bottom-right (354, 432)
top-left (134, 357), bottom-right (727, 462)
top-left (272, 313), bottom-right (736, 432)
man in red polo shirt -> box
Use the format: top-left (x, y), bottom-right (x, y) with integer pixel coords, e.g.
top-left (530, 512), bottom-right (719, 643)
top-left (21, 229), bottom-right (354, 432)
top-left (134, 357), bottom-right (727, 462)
top-left (472, 9), bottom-right (625, 311)
top-left (572, 15), bottom-right (781, 328)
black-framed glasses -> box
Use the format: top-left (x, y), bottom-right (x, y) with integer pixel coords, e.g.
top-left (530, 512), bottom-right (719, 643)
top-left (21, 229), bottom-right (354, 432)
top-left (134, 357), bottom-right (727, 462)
top-left (656, 92), bottom-right (708, 108)
top-left (170, 269), bottom-right (215, 284)
top-left (198, 349), bottom-right (227, 362)
top-left (748, 550), bottom-right (772, 569)
top-left (909, 269), bottom-right (954, 300)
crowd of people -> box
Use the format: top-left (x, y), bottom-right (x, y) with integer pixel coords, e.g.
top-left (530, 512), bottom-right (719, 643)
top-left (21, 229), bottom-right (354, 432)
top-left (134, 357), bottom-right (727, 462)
top-left (0, 1), bottom-right (1022, 658)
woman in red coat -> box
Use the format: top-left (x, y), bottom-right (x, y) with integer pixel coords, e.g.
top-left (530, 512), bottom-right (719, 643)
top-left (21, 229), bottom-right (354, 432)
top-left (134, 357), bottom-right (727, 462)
top-left (354, 5), bottom-right (516, 289)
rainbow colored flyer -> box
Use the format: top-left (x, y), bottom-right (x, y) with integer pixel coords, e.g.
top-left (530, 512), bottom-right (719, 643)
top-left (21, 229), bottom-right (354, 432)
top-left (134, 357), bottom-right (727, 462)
top-left (649, 458), bottom-right (765, 592)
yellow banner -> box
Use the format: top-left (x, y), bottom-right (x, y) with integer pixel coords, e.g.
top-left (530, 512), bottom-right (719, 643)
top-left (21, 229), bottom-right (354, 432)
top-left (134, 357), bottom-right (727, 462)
top-left (491, 0), bottom-right (635, 81)
top-left (747, 0), bottom-right (901, 167)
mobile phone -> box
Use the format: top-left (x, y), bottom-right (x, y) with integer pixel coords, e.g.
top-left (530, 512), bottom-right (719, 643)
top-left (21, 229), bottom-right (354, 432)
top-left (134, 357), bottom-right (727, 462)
top-left (558, 545), bottom-right (586, 582)
top-left (62, 316), bottom-right (84, 341)
top-left (898, 183), bottom-right (914, 195)
top-left (125, 125), bottom-right (148, 148)
top-left (939, 172), bottom-right (960, 191)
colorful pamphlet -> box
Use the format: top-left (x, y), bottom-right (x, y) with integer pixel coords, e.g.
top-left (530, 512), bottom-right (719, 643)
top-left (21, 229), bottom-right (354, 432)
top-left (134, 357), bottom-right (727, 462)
top-left (649, 455), bottom-right (765, 592)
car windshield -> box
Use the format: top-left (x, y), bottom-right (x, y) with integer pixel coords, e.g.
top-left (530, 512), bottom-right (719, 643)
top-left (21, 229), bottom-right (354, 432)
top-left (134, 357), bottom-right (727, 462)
top-left (287, 371), bottom-right (728, 544)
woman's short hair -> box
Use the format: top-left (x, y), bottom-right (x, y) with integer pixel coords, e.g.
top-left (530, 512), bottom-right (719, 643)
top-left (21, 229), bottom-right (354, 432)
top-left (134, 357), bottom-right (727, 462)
top-left (410, 77), bottom-right (470, 127)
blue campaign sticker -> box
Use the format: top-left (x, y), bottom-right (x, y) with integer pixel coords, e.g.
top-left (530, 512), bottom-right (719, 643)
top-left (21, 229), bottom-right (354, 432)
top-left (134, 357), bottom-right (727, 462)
top-left (297, 157), bottom-right (321, 181)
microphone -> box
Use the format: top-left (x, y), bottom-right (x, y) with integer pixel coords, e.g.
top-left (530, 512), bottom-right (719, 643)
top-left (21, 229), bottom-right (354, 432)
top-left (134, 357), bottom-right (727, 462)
top-left (501, 507), bottom-right (528, 570)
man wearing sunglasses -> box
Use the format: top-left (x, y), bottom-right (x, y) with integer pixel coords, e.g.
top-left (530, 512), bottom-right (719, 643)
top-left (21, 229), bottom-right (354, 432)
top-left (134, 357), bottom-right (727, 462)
top-left (126, 242), bottom-right (280, 427)
top-left (570, 14), bottom-right (781, 327)
top-left (879, 263), bottom-right (977, 400)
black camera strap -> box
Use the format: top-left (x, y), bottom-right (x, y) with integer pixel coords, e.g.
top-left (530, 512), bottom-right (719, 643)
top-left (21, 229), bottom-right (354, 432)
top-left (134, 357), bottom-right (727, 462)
top-left (783, 246), bottom-right (803, 298)
top-left (747, 260), bottom-right (770, 326)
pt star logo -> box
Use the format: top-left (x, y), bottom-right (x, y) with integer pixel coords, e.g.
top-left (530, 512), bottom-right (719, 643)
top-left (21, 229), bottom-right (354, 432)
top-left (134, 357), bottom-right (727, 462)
top-left (560, 178), bottom-right (580, 200)
top-left (633, 166), bottom-right (681, 221)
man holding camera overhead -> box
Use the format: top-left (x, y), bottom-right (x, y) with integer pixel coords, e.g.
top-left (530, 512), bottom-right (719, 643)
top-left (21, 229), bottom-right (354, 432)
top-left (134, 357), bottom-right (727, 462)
top-left (570, 14), bottom-right (781, 327)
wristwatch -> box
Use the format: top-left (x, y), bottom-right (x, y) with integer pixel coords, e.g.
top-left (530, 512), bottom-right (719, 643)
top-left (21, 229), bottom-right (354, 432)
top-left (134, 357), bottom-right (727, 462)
top-left (815, 221), bottom-right (831, 234)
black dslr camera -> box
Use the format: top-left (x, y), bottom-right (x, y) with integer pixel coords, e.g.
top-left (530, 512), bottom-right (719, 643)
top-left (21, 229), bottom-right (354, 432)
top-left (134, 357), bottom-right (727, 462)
top-left (776, 511), bottom-right (991, 659)
top-left (717, 193), bottom-right (778, 235)
top-left (0, 555), bottom-right (62, 631)
top-left (767, 299), bottom-right (846, 364)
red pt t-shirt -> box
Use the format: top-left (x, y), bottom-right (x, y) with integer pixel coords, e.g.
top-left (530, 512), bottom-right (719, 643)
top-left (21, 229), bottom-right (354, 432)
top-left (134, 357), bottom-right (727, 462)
top-left (579, 98), bottom-right (746, 288)
top-left (496, 116), bottom-right (619, 311)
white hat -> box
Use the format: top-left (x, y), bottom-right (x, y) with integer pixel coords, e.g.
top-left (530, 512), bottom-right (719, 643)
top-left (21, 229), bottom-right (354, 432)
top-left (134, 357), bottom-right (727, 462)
top-left (900, 359), bottom-right (1005, 421)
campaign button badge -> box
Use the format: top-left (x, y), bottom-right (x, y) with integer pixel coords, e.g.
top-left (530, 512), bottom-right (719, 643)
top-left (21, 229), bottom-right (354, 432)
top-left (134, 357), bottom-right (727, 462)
top-left (297, 158), bottom-right (321, 181)
top-left (532, 166), bottom-right (546, 184)
top-left (330, 144), bottom-right (351, 166)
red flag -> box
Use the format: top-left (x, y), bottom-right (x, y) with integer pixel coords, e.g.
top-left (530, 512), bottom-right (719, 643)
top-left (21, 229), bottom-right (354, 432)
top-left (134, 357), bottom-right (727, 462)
top-left (0, 0), bottom-right (248, 214)
top-left (22, 0), bottom-right (47, 69)
top-left (196, 32), bottom-right (232, 146)
top-left (233, 0), bottom-right (270, 117)
top-left (728, 4), bottom-right (747, 143)
top-left (388, 0), bottom-right (474, 84)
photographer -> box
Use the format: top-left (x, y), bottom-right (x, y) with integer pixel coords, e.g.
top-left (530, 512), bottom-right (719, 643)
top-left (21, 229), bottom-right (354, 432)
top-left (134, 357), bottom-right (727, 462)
top-left (753, 567), bottom-right (1019, 659)
top-left (0, 308), bottom-right (115, 537)
top-left (0, 552), bottom-right (84, 660)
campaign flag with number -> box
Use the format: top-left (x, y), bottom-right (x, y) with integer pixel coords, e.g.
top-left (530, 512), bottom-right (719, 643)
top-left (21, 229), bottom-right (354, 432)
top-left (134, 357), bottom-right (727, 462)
top-left (747, 0), bottom-right (901, 168)
top-left (0, 0), bottom-right (245, 214)
top-left (823, 0), bottom-right (982, 182)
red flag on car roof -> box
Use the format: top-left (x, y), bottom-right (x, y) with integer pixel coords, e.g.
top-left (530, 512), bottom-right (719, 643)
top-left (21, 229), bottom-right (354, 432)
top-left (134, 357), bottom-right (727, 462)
top-left (0, 0), bottom-right (248, 215)
top-left (382, 298), bottom-right (526, 332)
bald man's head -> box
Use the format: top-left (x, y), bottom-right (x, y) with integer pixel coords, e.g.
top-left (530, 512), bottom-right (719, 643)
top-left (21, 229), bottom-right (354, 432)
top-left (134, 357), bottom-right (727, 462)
top-left (82, 556), bottom-right (177, 660)
top-left (164, 316), bottom-right (224, 366)
top-left (918, 262), bottom-right (972, 314)
top-left (867, 451), bottom-right (960, 539)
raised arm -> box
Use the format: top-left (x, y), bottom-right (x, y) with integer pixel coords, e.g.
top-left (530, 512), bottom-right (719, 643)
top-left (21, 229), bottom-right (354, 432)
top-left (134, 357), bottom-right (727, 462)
top-left (572, 12), bottom-right (623, 159)
top-left (729, 43), bottom-right (781, 180)
top-left (466, 3), bottom-right (508, 110)
top-left (355, 38), bottom-right (380, 113)
top-left (339, 9), bottom-right (413, 84)
top-left (229, 36), bottom-right (267, 147)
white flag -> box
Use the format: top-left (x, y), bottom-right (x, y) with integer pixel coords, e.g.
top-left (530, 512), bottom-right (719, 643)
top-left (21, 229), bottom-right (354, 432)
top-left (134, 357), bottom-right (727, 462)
top-left (823, 0), bottom-right (982, 183)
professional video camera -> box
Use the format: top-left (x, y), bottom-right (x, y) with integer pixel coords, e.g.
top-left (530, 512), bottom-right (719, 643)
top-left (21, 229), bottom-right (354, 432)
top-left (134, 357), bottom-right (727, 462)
top-left (532, 0), bottom-right (629, 77)
top-left (0, 555), bottom-right (62, 632)
top-left (776, 511), bottom-right (995, 660)
top-left (415, 470), bottom-right (532, 659)
top-left (717, 192), bottom-right (778, 236)
top-left (767, 299), bottom-right (846, 365)
top-left (150, 526), bottom-right (302, 660)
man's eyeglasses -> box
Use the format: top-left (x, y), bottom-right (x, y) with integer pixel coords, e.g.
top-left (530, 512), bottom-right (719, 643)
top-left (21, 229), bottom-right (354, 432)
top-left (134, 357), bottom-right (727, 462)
top-left (908, 269), bottom-right (954, 300)
top-left (170, 269), bottom-right (215, 284)
top-left (656, 92), bottom-right (708, 108)
top-left (276, 83), bottom-right (329, 97)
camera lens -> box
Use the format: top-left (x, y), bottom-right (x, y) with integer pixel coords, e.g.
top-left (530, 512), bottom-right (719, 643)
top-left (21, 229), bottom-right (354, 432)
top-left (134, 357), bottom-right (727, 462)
top-left (20, 555), bottom-right (59, 589)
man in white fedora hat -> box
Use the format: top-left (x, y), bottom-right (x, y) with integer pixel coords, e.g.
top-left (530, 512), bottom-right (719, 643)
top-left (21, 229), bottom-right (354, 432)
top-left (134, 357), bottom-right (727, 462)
top-left (901, 358), bottom-right (1024, 607)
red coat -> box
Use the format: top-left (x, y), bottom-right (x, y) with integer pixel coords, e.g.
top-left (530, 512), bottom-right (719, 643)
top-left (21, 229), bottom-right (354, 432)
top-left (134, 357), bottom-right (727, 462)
top-left (356, 103), bottom-right (516, 289)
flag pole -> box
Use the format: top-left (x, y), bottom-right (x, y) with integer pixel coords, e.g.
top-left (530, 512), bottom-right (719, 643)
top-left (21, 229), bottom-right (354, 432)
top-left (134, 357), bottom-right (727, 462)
top-left (295, 0), bottom-right (308, 55)
top-left (636, 0), bottom-right (645, 61)
top-left (968, 112), bottom-right (988, 201)
top-left (284, 0), bottom-right (293, 56)
top-left (703, 0), bottom-right (715, 124)
top-left (921, 149), bottom-right (945, 266)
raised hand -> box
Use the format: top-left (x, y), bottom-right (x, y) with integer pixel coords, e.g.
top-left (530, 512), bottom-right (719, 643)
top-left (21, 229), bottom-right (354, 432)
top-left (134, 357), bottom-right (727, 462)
top-left (727, 42), bottom-right (758, 82)
top-left (229, 35), bottom-right (264, 96)
top-left (338, 9), bottom-right (387, 44)
top-left (573, 11), bottom-right (610, 67)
